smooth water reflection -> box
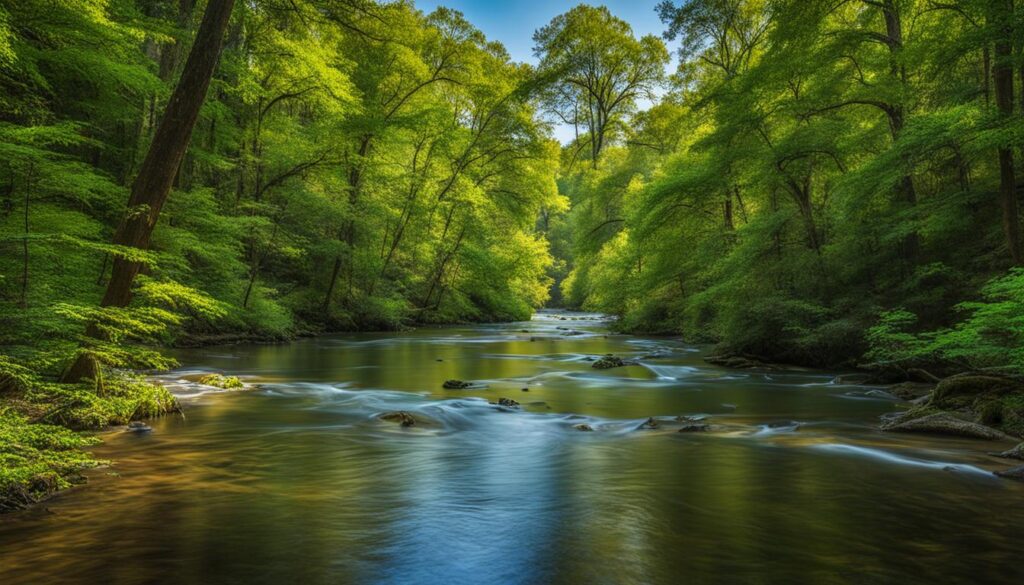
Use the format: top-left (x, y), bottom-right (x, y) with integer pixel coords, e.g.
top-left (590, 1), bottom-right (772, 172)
top-left (1, 311), bottom-right (1022, 584)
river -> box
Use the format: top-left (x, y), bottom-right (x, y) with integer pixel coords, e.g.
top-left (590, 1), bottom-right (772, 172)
top-left (1, 311), bottom-right (1021, 584)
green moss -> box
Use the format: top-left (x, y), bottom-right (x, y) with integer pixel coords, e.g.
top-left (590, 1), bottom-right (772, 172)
top-left (197, 373), bottom-right (244, 390)
top-left (0, 357), bottom-right (179, 512)
top-left (0, 409), bottom-right (104, 513)
top-left (26, 372), bottom-right (179, 430)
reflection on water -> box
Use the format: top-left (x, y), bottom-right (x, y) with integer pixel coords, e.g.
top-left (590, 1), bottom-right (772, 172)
top-left (1, 311), bottom-right (1022, 584)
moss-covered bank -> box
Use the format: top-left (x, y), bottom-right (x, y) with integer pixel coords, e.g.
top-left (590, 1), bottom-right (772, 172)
top-left (0, 358), bottom-right (178, 512)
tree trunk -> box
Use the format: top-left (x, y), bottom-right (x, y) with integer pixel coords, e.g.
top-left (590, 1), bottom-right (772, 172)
top-left (63, 0), bottom-right (236, 383)
top-left (19, 164), bottom-right (32, 309)
top-left (992, 0), bottom-right (1022, 265)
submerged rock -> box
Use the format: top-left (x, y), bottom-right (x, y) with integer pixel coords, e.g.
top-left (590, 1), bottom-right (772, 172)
top-left (442, 379), bottom-right (473, 389)
top-left (994, 464), bottom-right (1024, 481)
top-left (991, 443), bottom-right (1024, 461)
top-left (592, 355), bottom-right (638, 369)
top-left (637, 417), bottom-right (660, 430)
top-left (573, 423), bottom-right (594, 432)
top-left (125, 421), bottom-right (152, 433)
top-left (677, 423), bottom-right (710, 433)
top-left (378, 411), bottom-right (416, 427)
top-left (881, 412), bottom-right (1009, 440)
top-left (495, 397), bottom-right (520, 408)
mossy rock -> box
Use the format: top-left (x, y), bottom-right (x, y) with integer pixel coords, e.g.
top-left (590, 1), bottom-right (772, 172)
top-left (991, 442), bottom-right (1024, 461)
top-left (592, 355), bottom-right (637, 369)
top-left (888, 382), bottom-right (934, 401)
top-left (930, 375), bottom-right (1024, 437)
top-left (933, 375), bottom-right (1022, 405)
top-left (881, 411), bottom-right (1009, 440)
top-left (197, 374), bottom-right (244, 390)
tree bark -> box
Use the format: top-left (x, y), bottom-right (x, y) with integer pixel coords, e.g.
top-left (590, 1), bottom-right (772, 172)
top-left (992, 0), bottom-right (1022, 265)
top-left (63, 0), bottom-right (236, 382)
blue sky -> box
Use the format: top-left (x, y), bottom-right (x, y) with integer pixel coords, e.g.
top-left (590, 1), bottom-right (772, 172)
top-left (415, 0), bottom-right (669, 63)
top-left (414, 1), bottom-right (675, 142)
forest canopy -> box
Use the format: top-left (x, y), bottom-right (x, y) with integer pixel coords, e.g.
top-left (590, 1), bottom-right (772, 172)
top-left (1, 0), bottom-right (1024, 417)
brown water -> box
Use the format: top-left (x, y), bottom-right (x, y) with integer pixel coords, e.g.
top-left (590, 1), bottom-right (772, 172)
top-left (1, 311), bottom-right (1022, 584)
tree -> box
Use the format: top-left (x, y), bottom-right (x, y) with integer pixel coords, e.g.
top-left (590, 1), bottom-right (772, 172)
top-left (534, 5), bottom-right (668, 168)
top-left (62, 0), bottom-right (237, 382)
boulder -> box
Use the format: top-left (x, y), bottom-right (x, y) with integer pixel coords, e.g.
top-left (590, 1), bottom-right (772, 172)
top-left (126, 421), bottom-right (152, 433)
top-left (994, 464), bottom-right (1024, 481)
top-left (990, 442), bottom-right (1024, 461)
top-left (495, 397), bottom-right (520, 408)
top-left (934, 374), bottom-right (1023, 403)
top-left (378, 411), bottom-right (416, 427)
top-left (881, 412), bottom-right (1009, 440)
top-left (573, 423), bottom-right (594, 432)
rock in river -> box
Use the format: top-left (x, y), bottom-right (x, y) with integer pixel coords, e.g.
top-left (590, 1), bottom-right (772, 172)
top-left (592, 355), bottom-right (638, 369)
top-left (573, 423), bottom-right (594, 432)
top-left (125, 421), bottom-right (152, 433)
top-left (379, 411), bottom-right (416, 427)
top-left (881, 412), bottom-right (1009, 440)
top-left (637, 417), bottom-right (659, 430)
top-left (443, 379), bottom-right (474, 389)
top-left (994, 464), bottom-right (1024, 481)
top-left (991, 442), bottom-right (1024, 461)
top-left (677, 423), bottom-right (710, 433)
top-left (494, 397), bottom-right (520, 408)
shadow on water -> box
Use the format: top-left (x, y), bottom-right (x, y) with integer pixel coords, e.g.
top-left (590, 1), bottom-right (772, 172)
top-left (1, 310), bottom-right (1022, 584)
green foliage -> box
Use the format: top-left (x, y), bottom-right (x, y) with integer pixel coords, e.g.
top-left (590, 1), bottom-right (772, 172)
top-left (0, 408), bottom-right (101, 513)
top-left (551, 0), bottom-right (1024, 367)
top-left (867, 270), bottom-right (1024, 373)
top-left (197, 373), bottom-right (243, 390)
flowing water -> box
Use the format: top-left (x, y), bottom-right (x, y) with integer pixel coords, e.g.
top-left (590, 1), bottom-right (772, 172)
top-left (1, 311), bottom-right (1022, 584)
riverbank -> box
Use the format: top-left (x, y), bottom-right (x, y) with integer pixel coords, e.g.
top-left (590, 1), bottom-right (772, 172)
top-left (0, 360), bottom-right (180, 512)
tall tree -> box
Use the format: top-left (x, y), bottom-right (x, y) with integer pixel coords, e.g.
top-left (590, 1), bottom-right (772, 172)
top-left (533, 5), bottom-right (668, 168)
top-left (989, 0), bottom-right (1022, 264)
top-left (63, 0), bottom-right (236, 382)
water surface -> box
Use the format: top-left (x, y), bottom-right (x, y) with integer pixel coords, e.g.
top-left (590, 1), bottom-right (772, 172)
top-left (1, 311), bottom-right (1021, 584)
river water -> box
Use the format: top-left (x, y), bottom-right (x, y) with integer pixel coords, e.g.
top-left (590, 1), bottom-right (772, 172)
top-left (1, 311), bottom-right (1021, 584)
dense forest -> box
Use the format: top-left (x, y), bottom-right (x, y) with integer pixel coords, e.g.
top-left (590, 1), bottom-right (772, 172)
top-left (2, 0), bottom-right (1024, 509)
top-left (550, 1), bottom-right (1024, 374)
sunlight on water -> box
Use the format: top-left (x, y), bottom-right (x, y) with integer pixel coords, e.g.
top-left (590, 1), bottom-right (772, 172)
top-left (1, 311), bottom-right (1022, 584)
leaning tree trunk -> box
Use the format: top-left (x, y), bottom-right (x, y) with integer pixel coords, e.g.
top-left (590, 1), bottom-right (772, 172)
top-left (63, 0), bottom-right (237, 383)
top-left (991, 0), bottom-right (1022, 265)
